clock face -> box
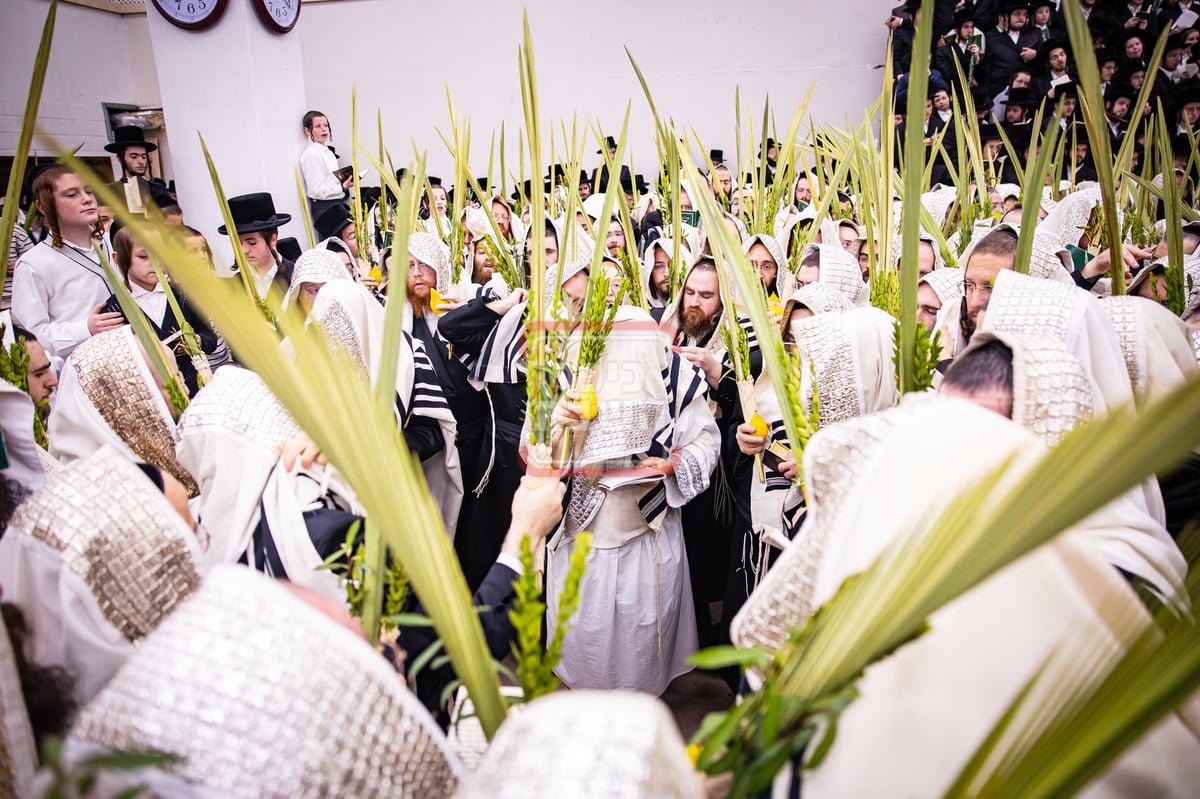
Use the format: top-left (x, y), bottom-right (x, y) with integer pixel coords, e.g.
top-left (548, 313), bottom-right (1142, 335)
top-left (253, 0), bottom-right (301, 34)
top-left (149, 0), bottom-right (229, 30)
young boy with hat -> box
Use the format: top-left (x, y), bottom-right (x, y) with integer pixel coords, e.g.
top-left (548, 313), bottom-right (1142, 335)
top-left (218, 192), bottom-right (294, 299)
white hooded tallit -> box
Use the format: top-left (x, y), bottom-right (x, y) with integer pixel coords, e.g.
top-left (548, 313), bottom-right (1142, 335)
top-left (639, 237), bottom-right (693, 309)
top-left (174, 366), bottom-right (354, 601)
top-left (781, 242), bottom-right (869, 306)
top-left (0, 447), bottom-right (202, 707)
top-left (309, 280), bottom-right (463, 535)
top-left (47, 326), bottom-right (196, 496)
top-left (282, 247), bottom-right (354, 311)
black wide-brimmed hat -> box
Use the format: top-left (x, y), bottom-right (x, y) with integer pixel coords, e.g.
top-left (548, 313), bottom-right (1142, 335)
top-left (709, 148), bottom-right (725, 163)
top-left (105, 125), bottom-right (158, 154)
top-left (596, 135), bottom-right (617, 154)
top-left (996, 1), bottom-right (1030, 15)
top-left (276, 237), bottom-right (302, 263)
top-left (953, 5), bottom-right (976, 25)
top-left (1002, 87), bottom-right (1039, 108)
top-left (313, 202), bottom-right (353, 241)
top-left (217, 192), bottom-right (292, 235)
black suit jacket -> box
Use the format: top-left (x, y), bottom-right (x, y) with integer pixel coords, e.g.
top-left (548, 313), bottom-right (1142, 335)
top-left (984, 28), bottom-right (1042, 98)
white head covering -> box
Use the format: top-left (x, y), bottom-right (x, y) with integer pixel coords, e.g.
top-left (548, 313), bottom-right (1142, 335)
top-left (174, 367), bottom-right (308, 570)
top-left (409, 230), bottom-right (453, 295)
top-left (309, 281), bottom-right (463, 535)
top-left (981, 269), bottom-right (1135, 415)
top-left (0, 378), bottom-right (46, 493)
top-left (920, 187), bottom-right (958, 229)
top-left (919, 266), bottom-right (964, 351)
top-left (282, 247), bottom-right (353, 311)
top-left (1040, 186), bottom-right (1103, 248)
top-left (782, 242), bottom-right (869, 306)
top-left (783, 282), bottom-right (853, 316)
top-left (0, 447), bottom-right (202, 707)
top-left (47, 326), bottom-right (196, 496)
top-left (0, 603), bottom-right (37, 799)
top-left (742, 232), bottom-right (788, 296)
top-left (790, 305), bottom-right (899, 428)
top-left (1102, 295), bottom-right (1200, 407)
top-left (639, 237), bottom-right (692, 309)
top-left (456, 691), bottom-right (701, 798)
top-left (64, 565), bottom-right (463, 798)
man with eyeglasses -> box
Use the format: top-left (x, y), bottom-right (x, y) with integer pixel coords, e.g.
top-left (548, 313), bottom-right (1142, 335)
top-left (962, 227), bottom-right (1017, 343)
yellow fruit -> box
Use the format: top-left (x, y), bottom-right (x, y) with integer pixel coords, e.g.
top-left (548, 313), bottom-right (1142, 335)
top-left (368, 264), bottom-right (383, 283)
top-left (687, 742), bottom-right (704, 765)
top-left (768, 292), bottom-right (784, 317)
top-left (429, 288), bottom-right (448, 314)
top-left (578, 383), bottom-right (599, 420)
top-left (748, 410), bottom-right (769, 438)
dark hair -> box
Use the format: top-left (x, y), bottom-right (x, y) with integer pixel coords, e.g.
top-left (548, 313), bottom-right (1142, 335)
top-left (302, 110), bottom-right (329, 136)
top-left (10, 325), bottom-right (37, 345)
top-left (942, 338), bottom-right (1015, 418)
top-left (2, 602), bottom-right (78, 745)
top-left (968, 227), bottom-right (1018, 268)
top-left (0, 473), bottom-right (30, 530)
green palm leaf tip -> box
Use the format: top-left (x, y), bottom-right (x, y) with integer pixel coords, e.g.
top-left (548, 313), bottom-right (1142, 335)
top-left (509, 531), bottom-right (592, 701)
top-left (0, 326), bottom-right (48, 448)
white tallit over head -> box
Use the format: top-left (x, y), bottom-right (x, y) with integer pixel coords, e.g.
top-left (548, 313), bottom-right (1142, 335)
top-left (408, 230), bottom-right (454, 295)
top-left (1102, 294), bottom-right (1200, 406)
top-left (456, 691), bottom-right (701, 799)
top-left (0, 377), bottom-right (46, 492)
top-left (47, 326), bottom-right (196, 496)
top-left (1040, 186), bottom-right (1103, 249)
top-left (790, 305), bottom-right (899, 428)
top-left (742, 232), bottom-right (788, 295)
top-left (0, 446), bottom-right (202, 707)
top-left (282, 247), bottom-right (353, 311)
top-left (733, 394), bottom-right (1194, 796)
top-left (639, 237), bottom-right (692, 309)
top-left (309, 280), bottom-right (462, 535)
top-left (63, 565), bottom-right (463, 799)
top-left (783, 242), bottom-right (869, 306)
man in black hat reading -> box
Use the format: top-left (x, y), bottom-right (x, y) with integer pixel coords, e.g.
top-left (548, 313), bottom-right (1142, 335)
top-left (103, 126), bottom-right (173, 214)
top-left (937, 5), bottom-right (985, 97)
top-left (218, 192), bottom-right (294, 299)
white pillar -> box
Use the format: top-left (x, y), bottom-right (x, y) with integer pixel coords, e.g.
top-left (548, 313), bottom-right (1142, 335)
top-left (145, 4), bottom-right (308, 266)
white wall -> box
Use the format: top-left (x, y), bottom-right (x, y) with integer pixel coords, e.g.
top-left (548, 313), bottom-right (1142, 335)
top-left (299, 0), bottom-right (895, 182)
top-left (4, 0), bottom-right (895, 232)
top-left (1, 0), bottom-right (160, 172)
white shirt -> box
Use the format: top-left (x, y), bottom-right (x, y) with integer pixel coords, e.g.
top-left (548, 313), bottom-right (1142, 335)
top-left (130, 280), bottom-right (168, 327)
top-left (253, 263), bottom-right (279, 300)
top-left (12, 238), bottom-right (112, 371)
top-left (299, 140), bottom-right (343, 201)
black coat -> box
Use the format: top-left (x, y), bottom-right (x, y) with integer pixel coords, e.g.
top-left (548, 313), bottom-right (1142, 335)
top-left (984, 28), bottom-right (1043, 99)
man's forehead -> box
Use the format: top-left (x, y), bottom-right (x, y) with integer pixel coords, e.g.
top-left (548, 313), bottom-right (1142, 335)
top-left (685, 269), bottom-right (719, 291)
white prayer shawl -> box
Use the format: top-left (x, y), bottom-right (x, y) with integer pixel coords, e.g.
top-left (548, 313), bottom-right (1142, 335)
top-left (754, 397), bottom-right (1199, 798)
top-left (309, 281), bottom-right (463, 535)
top-left (0, 447), bottom-right (202, 708)
top-left (47, 325), bottom-right (195, 495)
top-left (0, 378), bottom-right (46, 492)
top-left (919, 266), bottom-right (964, 353)
top-left (639, 237), bottom-right (692, 309)
top-left (1102, 294), bottom-right (1200, 411)
top-left (174, 367), bottom-right (349, 602)
top-left (282, 246), bottom-right (354, 311)
top-left (781, 242), bottom-right (869, 306)
top-left (0, 592), bottom-right (38, 799)
top-left (548, 308), bottom-right (719, 695)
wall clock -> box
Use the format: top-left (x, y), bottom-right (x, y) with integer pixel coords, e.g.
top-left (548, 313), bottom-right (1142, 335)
top-left (253, 0), bottom-right (301, 34)
top-left (149, 0), bottom-right (229, 30)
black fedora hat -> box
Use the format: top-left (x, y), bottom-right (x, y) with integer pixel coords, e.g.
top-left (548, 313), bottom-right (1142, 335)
top-left (996, 1), bottom-right (1029, 15)
top-left (428, 175), bottom-right (443, 187)
top-left (596, 135), bottom-right (617, 155)
top-left (635, 173), bottom-right (648, 192)
top-left (275, 237), bottom-right (302, 263)
top-left (709, 148), bottom-right (725, 163)
top-left (579, 169), bottom-right (591, 186)
top-left (1002, 87), bottom-right (1039, 108)
top-left (105, 125), bottom-right (157, 155)
top-left (953, 5), bottom-right (975, 26)
top-left (1104, 82), bottom-right (1137, 103)
top-left (313, 202), bottom-right (354, 241)
top-left (217, 192), bottom-right (292, 235)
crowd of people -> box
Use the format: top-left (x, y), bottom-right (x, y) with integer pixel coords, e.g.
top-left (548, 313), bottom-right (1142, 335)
top-left (2, 0), bottom-right (1200, 795)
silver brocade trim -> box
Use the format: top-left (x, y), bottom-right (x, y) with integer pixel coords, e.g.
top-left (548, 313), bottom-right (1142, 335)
top-left (672, 447), bottom-right (707, 504)
top-left (311, 294), bottom-right (369, 376)
top-left (1010, 334), bottom-right (1092, 446)
top-left (793, 313), bottom-right (859, 428)
top-left (68, 567), bottom-right (460, 799)
top-left (577, 401), bottom-right (662, 463)
top-left (9, 450), bottom-right (200, 642)
top-left (457, 692), bottom-right (702, 799)
top-left (70, 330), bottom-right (198, 496)
top-left (1100, 296), bottom-right (1145, 396)
top-left (1027, 229), bottom-right (1069, 281)
top-left (733, 406), bottom-right (909, 652)
top-left (787, 282), bottom-right (852, 314)
top-left (565, 477), bottom-right (606, 537)
top-left (175, 368), bottom-right (301, 453)
top-left (985, 272), bottom-right (1079, 345)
